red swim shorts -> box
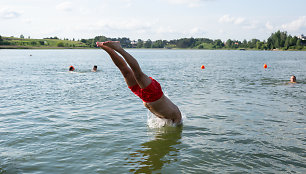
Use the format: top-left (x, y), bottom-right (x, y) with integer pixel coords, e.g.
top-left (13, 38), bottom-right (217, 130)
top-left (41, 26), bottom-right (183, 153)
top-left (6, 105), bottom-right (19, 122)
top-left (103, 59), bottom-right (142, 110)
top-left (128, 77), bottom-right (164, 103)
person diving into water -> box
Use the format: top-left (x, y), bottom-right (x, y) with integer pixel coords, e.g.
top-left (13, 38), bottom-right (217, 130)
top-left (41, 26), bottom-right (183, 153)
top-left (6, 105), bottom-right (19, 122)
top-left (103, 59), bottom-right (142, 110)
top-left (96, 41), bottom-right (182, 125)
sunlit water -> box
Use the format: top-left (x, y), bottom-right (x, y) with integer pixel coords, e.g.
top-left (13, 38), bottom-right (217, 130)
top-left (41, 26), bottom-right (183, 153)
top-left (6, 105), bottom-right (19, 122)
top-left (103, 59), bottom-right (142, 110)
top-left (0, 49), bottom-right (305, 173)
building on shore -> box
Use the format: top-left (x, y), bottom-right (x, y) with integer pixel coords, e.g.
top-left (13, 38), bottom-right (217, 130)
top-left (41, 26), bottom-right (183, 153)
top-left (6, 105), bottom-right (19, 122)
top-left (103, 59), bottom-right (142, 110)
top-left (130, 40), bottom-right (138, 48)
top-left (298, 34), bottom-right (306, 45)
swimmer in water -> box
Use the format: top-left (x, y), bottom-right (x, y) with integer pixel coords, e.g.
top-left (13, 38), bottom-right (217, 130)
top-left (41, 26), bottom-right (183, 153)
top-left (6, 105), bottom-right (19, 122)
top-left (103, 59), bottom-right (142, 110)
top-left (69, 65), bottom-right (75, 71)
top-left (92, 65), bottom-right (98, 72)
top-left (290, 75), bottom-right (296, 83)
top-left (96, 41), bottom-right (182, 124)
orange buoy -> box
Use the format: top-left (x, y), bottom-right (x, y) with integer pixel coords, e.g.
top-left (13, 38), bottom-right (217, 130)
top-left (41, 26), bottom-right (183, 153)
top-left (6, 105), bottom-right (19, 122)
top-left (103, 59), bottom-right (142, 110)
top-left (263, 64), bottom-right (267, 69)
top-left (201, 65), bottom-right (205, 69)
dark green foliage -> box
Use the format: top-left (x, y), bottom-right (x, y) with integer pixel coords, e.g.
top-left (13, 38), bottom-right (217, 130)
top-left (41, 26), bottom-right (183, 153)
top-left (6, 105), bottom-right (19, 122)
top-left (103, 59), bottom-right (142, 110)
top-left (176, 38), bottom-right (196, 48)
top-left (57, 42), bottom-right (64, 47)
top-left (144, 39), bottom-right (152, 48)
top-left (136, 39), bottom-right (144, 48)
top-left (44, 36), bottom-right (59, 39)
top-left (266, 30), bottom-right (303, 50)
top-left (0, 31), bottom-right (304, 50)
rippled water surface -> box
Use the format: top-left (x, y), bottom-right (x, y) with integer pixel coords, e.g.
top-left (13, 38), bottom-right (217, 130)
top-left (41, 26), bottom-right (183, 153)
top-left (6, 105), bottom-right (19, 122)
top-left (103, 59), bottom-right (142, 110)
top-left (0, 49), bottom-right (305, 173)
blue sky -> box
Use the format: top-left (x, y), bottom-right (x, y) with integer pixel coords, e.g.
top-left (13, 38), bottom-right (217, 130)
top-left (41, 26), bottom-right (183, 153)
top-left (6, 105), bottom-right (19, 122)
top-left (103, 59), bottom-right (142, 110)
top-left (0, 0), bottom-right (305, 41)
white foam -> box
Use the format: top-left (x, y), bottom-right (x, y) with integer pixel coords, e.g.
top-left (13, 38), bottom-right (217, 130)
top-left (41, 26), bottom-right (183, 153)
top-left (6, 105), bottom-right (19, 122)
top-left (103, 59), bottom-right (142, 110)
top-left (146, 92), bottom-right (186, 128)
top-left (146, 110), bottom-right (186, 128)
top-left (147, 111), bottom-right (172, 128)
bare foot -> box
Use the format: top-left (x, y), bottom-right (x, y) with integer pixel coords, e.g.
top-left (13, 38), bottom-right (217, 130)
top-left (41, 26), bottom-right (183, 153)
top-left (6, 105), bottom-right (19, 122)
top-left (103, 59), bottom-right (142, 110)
top-left (96, 42), bottom-right (104, 47)
top-left (102, 41), bottom-right (122, 51)
top-left (96, 42), bottom-right (115, 53)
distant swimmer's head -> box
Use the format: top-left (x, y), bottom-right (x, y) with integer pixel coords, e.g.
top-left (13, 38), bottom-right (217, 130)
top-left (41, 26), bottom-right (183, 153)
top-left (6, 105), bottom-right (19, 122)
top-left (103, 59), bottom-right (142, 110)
top-left (290, 75), bottom-right (296, 83)
top-left (92, 65), bottom-right (98, 72)
top-left (69, 66), bottom-right (75, 71)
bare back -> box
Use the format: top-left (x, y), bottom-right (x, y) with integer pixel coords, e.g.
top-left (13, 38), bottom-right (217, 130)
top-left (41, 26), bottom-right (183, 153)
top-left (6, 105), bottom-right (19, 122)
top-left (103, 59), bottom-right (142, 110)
top-left (143, 95), bottom-right (182, 124)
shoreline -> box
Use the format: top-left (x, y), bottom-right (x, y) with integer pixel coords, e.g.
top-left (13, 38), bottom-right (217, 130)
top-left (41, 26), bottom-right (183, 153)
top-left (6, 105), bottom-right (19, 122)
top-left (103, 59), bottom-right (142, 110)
top-left (0, 45), bottom-right (91, 49)
top-left (0, 45), bottom-right (305, 51)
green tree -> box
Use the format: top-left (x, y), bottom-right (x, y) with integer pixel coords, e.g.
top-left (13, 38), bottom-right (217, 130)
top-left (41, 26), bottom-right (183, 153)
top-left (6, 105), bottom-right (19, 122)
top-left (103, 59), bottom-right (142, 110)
top-left (31, 41), bottom-right (37, 46)
top-left (213, 39), bottom-right (224, 49)
top-left (226, 39), bottom-right (233, 48)
top-left (284, 37), bottom-right (290, 50)
top-left (256, 42), bottom-right (263, 50)
top-left (267, 37), bottom-right (274, 49)
top-left (94, 36), bottom-right (108, 42)
top-left (152, 40), bottom-right (164, 48)
top-left (279, 31), bottom-right (287, 47)
top-left (273, 35), bottom-right (280, 48)
top-left (117, 37), bottom-right (132, 48)
top-left (80, 39), bottom-right (87, 44)
top-left (266, 30), bottom-right (289, 49)
top-left (144, 39), bottom-right (152, 48)
top-left (241, 39), bottom-right (248, 48)
top-left (176, 38), bottom-right (196, 48)
top-left (290, 36), bottom-right (298, 47)
top-left (249, 39), bottom-right (259, 49)
top-left (262, 43), bottom-right (268, 50)
top-left (57, 42), bottom-right (64, 47)
top-left (296, 39), bottom-right (302, 50)
top-left (136, 39), bottom-right (144, 48)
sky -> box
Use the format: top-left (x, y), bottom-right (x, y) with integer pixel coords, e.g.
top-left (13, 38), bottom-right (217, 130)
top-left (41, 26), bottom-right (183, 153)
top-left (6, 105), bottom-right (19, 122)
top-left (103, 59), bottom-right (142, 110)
top-left (0, 0), bottom-right (306, 41)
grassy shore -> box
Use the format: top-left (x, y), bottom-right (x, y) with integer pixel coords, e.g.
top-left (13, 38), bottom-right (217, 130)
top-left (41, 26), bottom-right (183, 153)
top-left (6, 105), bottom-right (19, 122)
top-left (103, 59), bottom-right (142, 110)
top-left (1, 36), bottom-right (305, 51)
top-left (0, 36), bottom-right (89, 49)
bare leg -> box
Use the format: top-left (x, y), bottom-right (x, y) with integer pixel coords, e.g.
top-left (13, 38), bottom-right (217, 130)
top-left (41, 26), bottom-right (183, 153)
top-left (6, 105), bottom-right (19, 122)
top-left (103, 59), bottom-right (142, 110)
top-left (102, 41), bottom-right (151, 89)
top-left (96, 42), bottom-right (137, 87)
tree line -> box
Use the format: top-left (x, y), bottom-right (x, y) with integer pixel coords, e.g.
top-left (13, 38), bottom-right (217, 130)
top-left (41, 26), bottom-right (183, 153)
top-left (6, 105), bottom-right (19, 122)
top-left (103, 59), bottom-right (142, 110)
top-left (1, 30), bottom-right (305, 50)
top-left (79, 31), bottom-right (304, 50)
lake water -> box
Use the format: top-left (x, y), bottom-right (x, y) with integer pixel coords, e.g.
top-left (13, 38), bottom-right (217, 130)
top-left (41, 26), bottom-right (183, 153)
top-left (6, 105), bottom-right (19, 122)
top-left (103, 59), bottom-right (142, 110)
top-left (0, 49), bottom-right (305, 174)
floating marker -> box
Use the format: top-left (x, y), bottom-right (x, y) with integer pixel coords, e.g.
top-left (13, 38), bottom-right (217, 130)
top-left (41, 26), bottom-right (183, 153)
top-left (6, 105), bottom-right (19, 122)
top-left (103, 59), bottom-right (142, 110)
top-left (263, 64), bottom-right (267, 69)
top-left (201, 65), bottom-right (205, 69)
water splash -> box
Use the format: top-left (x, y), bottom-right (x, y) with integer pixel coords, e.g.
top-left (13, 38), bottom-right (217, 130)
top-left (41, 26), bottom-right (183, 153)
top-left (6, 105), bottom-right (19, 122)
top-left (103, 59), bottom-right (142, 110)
top-left (146, 110), bottom-right (186, 128)
top-left (146, 92), bottom-right (186, 128)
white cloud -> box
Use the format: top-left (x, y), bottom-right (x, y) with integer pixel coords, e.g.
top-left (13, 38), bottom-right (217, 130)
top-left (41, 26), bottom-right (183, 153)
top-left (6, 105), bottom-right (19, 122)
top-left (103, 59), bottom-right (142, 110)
top-left (218, 29), bottom-right (224, 34)
top-left (24, 18), bottom-right (32, 24)
top-left (93, 19), bottom-right (154, 31)
top-left (163, 0), bottom-right (207, 7)
top-left (219, 14), bottom-right (232, 23)
top-left (281, 16), bottom-right (306, 31)
top-left (122, 0), bottom-right (132, 8)
top-left (242, 22), bottom-right (257, 30)
top-left (190, 27), bottom-right (200, 34)
top-left (265, 21), bottom-right (273, 30)
top-left (219, 15), bottom-right (260, 31)
top-left (0, 7), bottom-right (21, 19)
top-left (219, 15), bottom-right (245, 25)
top-left (234, 17), bottom-right (245, 25)
top-left (188, 27), bottom-right (207, 36)
top-left (56, 1), bottom-right (73, 11)
top-left (155, 26), bottom-right (175, 34)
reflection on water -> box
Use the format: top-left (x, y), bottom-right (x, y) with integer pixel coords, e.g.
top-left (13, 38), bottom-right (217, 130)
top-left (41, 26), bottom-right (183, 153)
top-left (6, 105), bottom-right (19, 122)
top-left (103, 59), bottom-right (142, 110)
top-left (0, 167), bottom-right (5, 174)
top-left (126, 126), bottom-right (183, 173)
top-left (0, 49), bottom-right (305, 173)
